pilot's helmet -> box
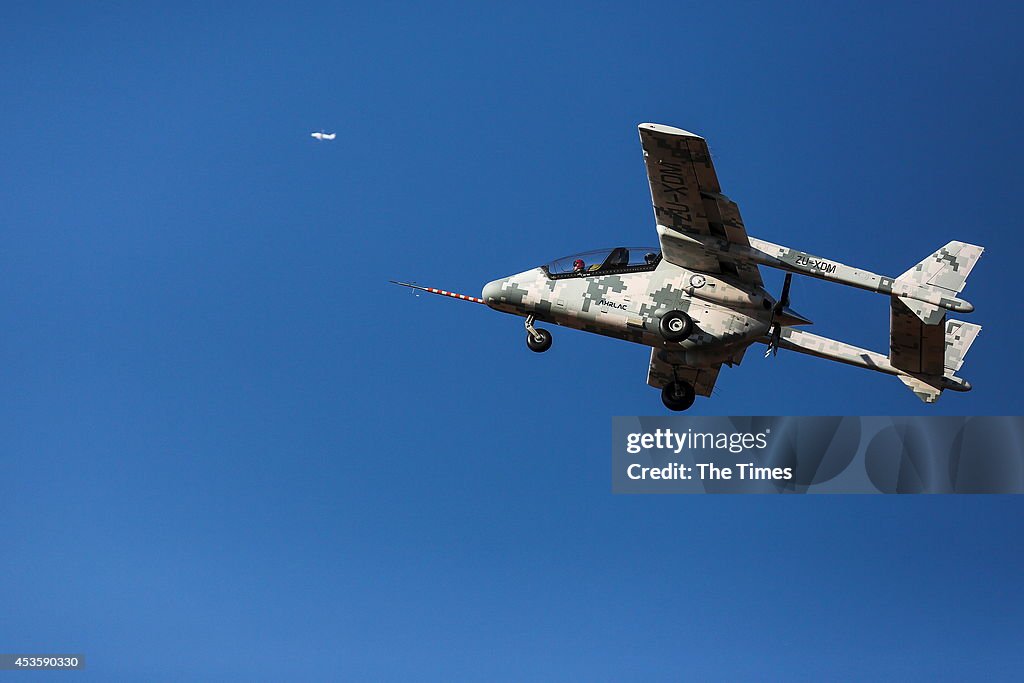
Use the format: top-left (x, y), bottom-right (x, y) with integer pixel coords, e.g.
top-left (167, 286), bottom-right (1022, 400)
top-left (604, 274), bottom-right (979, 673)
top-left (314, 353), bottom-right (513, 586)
top-left (644, 252), bottom-right (657, 264)
top-left (573, 259), bottom-right (585, 271)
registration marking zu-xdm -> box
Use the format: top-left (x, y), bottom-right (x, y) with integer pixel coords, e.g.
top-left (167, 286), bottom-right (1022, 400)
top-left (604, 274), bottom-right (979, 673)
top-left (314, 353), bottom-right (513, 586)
top-left (794, 254), bottom-right (837, 274)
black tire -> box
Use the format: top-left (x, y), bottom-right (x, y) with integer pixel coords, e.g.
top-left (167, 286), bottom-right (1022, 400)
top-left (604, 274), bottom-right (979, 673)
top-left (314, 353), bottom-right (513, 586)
top-left (526, 328), bottom-right (552, 353)
top-left (659, 310), bottom-right (693, 342)
top-left (661, 381), bottom-right (696, 411)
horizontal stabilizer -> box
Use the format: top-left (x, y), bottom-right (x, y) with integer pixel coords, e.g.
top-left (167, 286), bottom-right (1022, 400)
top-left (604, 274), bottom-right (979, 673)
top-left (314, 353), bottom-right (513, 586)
top-left (890, 297), bottom-right (946, 374)
top-left (896, 299), bottom-right (945, 326)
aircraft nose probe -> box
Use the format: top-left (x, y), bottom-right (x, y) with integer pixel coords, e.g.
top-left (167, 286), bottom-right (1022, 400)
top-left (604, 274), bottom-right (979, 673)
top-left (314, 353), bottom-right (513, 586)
top-left (389, 280), bottom-right (487, 304)
top-left (391, 278), bottom-right (553, 353)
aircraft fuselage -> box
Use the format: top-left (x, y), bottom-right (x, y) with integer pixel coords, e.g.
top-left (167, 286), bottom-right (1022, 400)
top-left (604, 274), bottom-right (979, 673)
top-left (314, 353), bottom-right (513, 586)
top-left (482, 259), bottom-right (773, 365)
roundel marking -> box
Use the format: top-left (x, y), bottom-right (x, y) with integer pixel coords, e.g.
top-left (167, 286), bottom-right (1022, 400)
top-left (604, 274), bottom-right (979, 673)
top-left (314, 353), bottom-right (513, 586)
top-left (690, 274), bottom-right (707, 289)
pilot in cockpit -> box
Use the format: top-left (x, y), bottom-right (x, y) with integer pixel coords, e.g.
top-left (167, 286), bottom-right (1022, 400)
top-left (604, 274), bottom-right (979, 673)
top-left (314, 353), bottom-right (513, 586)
top-left (573, 259), bottom-right (585, 274)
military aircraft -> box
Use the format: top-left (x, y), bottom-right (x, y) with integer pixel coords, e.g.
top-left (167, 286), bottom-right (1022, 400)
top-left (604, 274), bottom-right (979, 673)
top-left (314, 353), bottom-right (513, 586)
top-left (393, 123), bottom-right (983, 411)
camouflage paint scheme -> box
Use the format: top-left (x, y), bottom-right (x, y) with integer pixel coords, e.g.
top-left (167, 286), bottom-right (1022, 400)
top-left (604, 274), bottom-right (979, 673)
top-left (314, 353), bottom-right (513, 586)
top-left (482, 260), bottom-right (772, 396)
top-left (475, 123), bottom-right (984, 405)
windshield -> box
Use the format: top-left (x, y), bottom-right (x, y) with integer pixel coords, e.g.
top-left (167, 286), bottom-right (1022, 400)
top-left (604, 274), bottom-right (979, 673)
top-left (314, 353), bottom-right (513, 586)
top-left (545, 247), bottom-right (661, 277)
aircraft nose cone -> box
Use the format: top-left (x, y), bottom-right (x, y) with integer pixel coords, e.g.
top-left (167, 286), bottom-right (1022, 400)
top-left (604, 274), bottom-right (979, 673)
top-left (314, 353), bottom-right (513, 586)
top-left (482, 279), bottom-right (504, 307)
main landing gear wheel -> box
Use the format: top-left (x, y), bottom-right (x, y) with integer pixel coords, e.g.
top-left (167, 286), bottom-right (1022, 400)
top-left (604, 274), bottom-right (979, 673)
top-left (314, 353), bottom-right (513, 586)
top-left (659, 310), bottom-right (693, 342)
top-left (526, 328), bottom-right (552, 353)
top-left (661, 381), bottom-right (696, 412)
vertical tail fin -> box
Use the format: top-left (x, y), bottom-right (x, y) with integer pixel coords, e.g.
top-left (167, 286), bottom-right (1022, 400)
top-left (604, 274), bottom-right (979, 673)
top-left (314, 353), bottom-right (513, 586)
top-left (896, 319), bottom-right (981, 403)
top-left (944, 319), bottom-right (982, 374)
top-left (893, 241), bottom-right (983, 324)
top-left (890, 240), bottom-right (983, 388)
top-left (897, 375), bottom-right (943, 403)
top-left (897, 240), bottom-right (984, 295)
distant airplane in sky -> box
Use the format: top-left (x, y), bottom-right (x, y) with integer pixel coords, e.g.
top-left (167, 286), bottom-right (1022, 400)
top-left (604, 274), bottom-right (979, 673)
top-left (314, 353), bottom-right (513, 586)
top-left (311, 131), bottom-right (336, 141)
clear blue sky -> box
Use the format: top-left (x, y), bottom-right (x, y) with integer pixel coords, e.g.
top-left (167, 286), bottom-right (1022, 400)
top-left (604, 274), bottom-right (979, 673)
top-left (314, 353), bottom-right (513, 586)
top-left (2, 2), bottom-right (1022, 680)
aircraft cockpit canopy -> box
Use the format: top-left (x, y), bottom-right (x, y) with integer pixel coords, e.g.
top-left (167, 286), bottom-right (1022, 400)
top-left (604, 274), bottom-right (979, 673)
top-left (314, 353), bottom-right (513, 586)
top-left (543, 247), bottom-right (661, 278)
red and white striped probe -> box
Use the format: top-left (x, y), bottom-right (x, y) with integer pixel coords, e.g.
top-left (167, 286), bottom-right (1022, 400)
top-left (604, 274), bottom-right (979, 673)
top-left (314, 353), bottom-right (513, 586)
top-left (389, 280), bottom-right (486, 305)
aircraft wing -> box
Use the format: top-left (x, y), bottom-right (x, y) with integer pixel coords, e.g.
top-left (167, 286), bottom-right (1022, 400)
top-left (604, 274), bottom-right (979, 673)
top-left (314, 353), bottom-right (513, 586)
top-left (646, 349), bottom-right (721, 397)
top-left (639, 123), bottom-right (763, 286)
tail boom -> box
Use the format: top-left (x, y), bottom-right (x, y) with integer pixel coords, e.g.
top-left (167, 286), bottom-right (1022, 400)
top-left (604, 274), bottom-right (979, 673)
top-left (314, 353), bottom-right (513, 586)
top-left (746, 237), bottom-right (978, 314)
top-left (775, 327), bottom-right (972, 402)
top-left (659, 230), bottom-right (979, 313)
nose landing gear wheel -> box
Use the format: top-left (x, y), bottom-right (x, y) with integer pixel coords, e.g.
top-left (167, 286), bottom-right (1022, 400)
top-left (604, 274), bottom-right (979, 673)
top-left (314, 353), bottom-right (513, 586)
top-left (661, 381), bottom-right (696, 411)
top-left (527, 328), bottom-right (553, 353)
top-left (659, 310), bottom-right (693, 342)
